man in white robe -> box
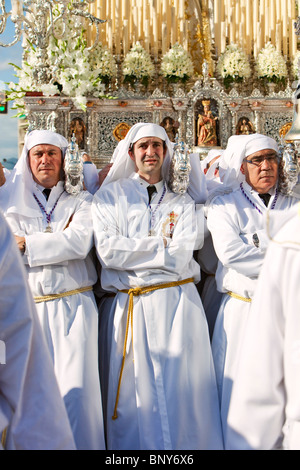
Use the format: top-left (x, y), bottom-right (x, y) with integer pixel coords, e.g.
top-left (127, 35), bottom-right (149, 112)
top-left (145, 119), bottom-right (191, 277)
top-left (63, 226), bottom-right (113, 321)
top-left (227, 203), bottom-right (300, 450)
top-left (92, 123), bottom-right (223, 450)
top-left (0, 130), bottom-right (105, 450)
top-left (0, 210), bottom-right (75, 450)
top-left (206, 133), bottom-right (299, 444)
top-left (82, 142), bottom-right (208, 204)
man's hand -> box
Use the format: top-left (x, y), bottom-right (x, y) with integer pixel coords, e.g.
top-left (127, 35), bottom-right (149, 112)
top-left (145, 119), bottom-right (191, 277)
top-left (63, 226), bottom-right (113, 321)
top-left (99, 163), bottom-right (113, 187)
top-left (0, 164), bottom-right (6, 187)
top-left (15, 235), bottom-right (26, 253)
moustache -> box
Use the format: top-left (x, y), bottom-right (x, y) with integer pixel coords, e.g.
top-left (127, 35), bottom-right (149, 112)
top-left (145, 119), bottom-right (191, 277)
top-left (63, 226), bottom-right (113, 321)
top-left (142, 155), bottom-right (159, 161)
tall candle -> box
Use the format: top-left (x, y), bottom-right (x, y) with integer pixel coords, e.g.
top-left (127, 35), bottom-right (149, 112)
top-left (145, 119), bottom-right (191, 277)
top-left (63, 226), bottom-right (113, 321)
top-left (138, 0), bottom-right (143, 40)
top-left (265, 0), bottom-right (270, 43)
top-left (282, 0), bottom-right (288, 56)
top-left (171, 6), bottom-right (176, 45)
top-left (259, 0), bottom-right (265, 45)
top-left (230, 5), bottom-right (235, 45)
top-left (219, 0), bottom-right (225, 34)
top-left (166, 0), bottom-right (172, 46)
top-left (270, 0), bottom-right (275, 43)
top-left (152, 0), bottom-right (158, 48)
top-left (162, 22), bottom-right (167, 54)
top-left (11, 0), bottom-right (22, 16)
top-left (183, 20), bottom-right (189, 51)
top-left (179, 0), bottom-right (184, 19)
top-left (107, 19), bottom-right (113, 49)
top-left (214, 0), bottom-right (220, 50)
top-left (111, 0), bottom-right (115, 29)
top-left (291, 19), bottom-right (297, 58)
top-left (245, 0), bottom-right (251, 54)
top-left (123, 19), bottom-right (129, 54)
top-left (257, 21), bottom-right (262, 52)
top-left (106, 0), bottom-right (111, 20)
top-left (276, 22), bottom-right (281, 53)
top-left (289, 0), bottom-right (296, 58)
top-left (144, 19), bottom-right (150, 52)
top-left (133, 6), bottom-right (139, 43)
top-left (214, 0), bottom-right (220, 24)
top-left (220, 21), bottom-right (226, 52)
top-left (253, 0), bottom-right (258, 49)
top-left (275, 0), bottom-right (280, 18)
top-left (152, 6), bottom-right (158, 56)
top-left (101, 1), bottom-right (106, 36)
top-left (235, 2), bottom-right (240, 27)
top-left (121, 0), bottom-right (125, 19)
top-left (128, 0), bottom-right (133, 40)
top-left (179, 18), bottom-right (184, 45)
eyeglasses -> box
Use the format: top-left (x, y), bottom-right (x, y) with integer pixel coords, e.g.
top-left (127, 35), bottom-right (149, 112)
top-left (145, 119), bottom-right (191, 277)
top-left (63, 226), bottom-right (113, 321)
top-left (244, 154), bottom-right (279, 167)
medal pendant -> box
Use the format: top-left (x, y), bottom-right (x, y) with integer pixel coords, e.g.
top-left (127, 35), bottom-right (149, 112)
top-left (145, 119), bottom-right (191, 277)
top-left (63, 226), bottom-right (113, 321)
top-left (44, 225), bottom-right (52, 233)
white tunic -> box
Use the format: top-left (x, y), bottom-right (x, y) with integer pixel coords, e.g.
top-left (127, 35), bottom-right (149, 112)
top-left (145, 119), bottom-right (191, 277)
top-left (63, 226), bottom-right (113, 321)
top-left (1, 182), bottom-right (105, 450)
top-left (206, 181), bottom-right (299, 441)
top-left (227, 203), bottom-right (300, 450)
top-left (92, 173), bottom-right (223, 450)
top-left (0, 210), bottom-right (75, 450)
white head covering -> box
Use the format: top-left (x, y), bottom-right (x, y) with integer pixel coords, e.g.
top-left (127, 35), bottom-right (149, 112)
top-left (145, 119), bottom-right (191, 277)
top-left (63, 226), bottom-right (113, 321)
top-left (200, 149), bottom-right (223, 173)
top-left (103, 122), bottom-right (208, 203)
top-left (218, 133), bottom-right (279, 191)
top-left (1, 130), bottom-right (68, 216)
top-left (101, 123), bottom-right (174, 187)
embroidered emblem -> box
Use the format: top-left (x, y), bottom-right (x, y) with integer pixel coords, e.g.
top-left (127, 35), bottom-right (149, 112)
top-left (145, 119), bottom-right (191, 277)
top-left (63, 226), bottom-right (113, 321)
top-left (162, 211), bottom-right (178, 239)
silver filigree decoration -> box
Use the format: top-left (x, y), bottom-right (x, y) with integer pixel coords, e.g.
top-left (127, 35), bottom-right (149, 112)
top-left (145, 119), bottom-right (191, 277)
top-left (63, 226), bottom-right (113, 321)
top-left (279, 140), bottom-right (299, 194)
top-left (168, 137), bottom-right (191, 194)
top-left (64, 133), bottom-right (84, 196)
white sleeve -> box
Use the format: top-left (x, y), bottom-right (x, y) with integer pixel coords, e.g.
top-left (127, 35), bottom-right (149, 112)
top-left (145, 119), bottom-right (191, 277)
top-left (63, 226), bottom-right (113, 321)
top-left (83, 162), bottom-right (100, 195)
top-left (92, 190), bottom-right (199, 274)
top-left (226, 242), bottom-right (286, 450)
top-left (207, 198), bottom-right (266, 278)
top-left (25, 197), bottom-right (94, 267)
top-left (187, 153), bottom-right (208, 204)
top-left (0, 211), bottom-right (75, 450)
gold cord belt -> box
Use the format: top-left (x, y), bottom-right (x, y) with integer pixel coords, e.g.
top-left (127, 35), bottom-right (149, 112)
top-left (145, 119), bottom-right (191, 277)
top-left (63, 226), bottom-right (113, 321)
top-left (1, 428), bottom-right (7, 449)
top-left (34, 286), bottom-right (93, 303)
top-left (227, 291), bottom-right (252, 303)
top-left (112, 277), bottom-right (194, 420)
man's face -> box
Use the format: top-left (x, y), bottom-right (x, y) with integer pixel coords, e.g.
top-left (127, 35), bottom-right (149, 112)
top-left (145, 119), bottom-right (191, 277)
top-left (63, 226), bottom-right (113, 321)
top-left (240, 148), bottom-right (279, 194)
top-left (28, 144), bottom-right (63, 188)
top-left (128, 137), bottom-right (166, 183)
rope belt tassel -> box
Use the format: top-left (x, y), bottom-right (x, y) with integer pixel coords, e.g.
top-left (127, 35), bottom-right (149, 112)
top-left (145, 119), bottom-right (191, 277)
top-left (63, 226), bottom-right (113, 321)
top-left (34, 285), bottom-right (93, 303)
top-left (1, 428), bottom-right (7, 449)
top-left (112, 277), bottom-right (194, 420)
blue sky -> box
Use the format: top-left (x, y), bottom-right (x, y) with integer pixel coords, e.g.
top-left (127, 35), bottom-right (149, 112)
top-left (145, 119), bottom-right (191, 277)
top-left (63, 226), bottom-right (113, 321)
top-left (0, 1), bottom-right (23, 162)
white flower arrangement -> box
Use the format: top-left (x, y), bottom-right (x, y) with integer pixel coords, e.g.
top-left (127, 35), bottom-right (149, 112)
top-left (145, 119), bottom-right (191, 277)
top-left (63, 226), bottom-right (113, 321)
top-left (6, 5), bottom-right (113, 114)
top-left (160, 43), bottom-right (194, 83)
top-left (122, 42), bottom-right (155, 86)
top-left (216, 44), bottom-right (251, 88)
top-left (255, 42), bottom-right (287, 84)
top-left (88, 43), bottom-right (117, 85)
